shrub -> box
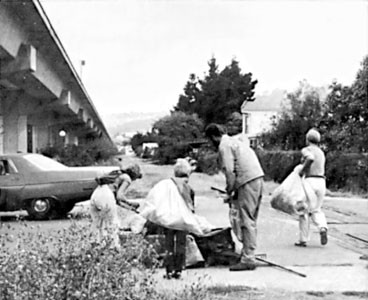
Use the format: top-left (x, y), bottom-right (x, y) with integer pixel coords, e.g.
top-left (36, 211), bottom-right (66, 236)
top-left (0, 221), bottom-right (209, 300)
top-left (326, 152), bottom-right (368, 193)
top-left (256, 150), bottom-right (301, 183)
top-left (195, 147), bottom-right (220, 175)
top-left (153, 143), bottom-right (192, 165)
top-left (41, 139), bottom-right (118, 166)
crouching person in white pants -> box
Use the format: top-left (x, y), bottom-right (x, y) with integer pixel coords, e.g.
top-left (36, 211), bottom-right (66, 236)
top-left (296, 128), bottom-right (328, 247)
top-left (90, 176), bottom-right (121, 249)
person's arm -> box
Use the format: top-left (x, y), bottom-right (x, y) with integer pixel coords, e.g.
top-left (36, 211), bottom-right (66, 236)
top-left (299, 148), bottom-right (314, 176)
top-left (219, 142), bottom-right (236, 195)
top-left (115, 174), bottom-right (131, 205)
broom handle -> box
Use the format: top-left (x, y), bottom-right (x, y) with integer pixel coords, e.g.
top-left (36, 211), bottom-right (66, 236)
top-left (256, 257), bottom-right (307, 278)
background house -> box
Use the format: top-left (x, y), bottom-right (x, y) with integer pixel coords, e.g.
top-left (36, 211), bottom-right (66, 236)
top-left (241, 89), bottom-right (286, 148)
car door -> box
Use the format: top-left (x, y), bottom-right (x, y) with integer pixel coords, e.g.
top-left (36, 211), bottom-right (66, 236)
top-left (0, 158), bottom-right (25, 211)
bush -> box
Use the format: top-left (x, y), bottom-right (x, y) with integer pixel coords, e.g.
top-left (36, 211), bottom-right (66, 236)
top-left (0, 221), bottom-right (209, 300)
top-left (153, 143), bottom-right (192, 165)
top-left (256, 150), bottom-right (301, 183)
top-left (326, 152), bottom-right (368, 193)
top-left (41, 139), bottom-right (118, 166)
top-left (195, 147), bottom-right (220, 175)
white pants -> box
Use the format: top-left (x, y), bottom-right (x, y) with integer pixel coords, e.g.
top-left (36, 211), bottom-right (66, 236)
top-left (298, 177), bottom-right (328, 242)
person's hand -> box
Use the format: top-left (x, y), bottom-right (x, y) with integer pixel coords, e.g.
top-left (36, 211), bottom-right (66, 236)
top-left (222, 192), bottom-right (233, 204)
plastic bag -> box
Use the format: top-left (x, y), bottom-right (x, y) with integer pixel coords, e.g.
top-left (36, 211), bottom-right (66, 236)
top-left (140, 179), bottom-right (214, 236)
top-left (129, 214), bottom-right (147, 234)
top-left (270, 165), bottom-right (315, 215)
top-left (90, 185), bottom-right (119, 225)
top-left (185, 235), bottom-right (204, 267)
top-left (117, 206), bottom-right (147, 234)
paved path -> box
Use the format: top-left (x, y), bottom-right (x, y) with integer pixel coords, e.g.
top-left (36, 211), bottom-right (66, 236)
top-left (153, 194), bottom-right (368, 292)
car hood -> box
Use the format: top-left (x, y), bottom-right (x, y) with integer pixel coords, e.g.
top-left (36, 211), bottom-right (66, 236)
top-left (67, 166), bottom-right (119, 175)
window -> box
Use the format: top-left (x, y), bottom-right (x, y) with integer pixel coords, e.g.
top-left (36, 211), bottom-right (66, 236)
top-left (0, 161), bottom-right (5, 175)
top-left (23, 154), bottom-right (68, 171)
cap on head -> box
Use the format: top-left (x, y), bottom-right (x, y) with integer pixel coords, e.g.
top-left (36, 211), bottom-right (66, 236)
top-left (306, 128), bottom-right (321, 143)
top-left (174, 158), bottom-right (192, 177)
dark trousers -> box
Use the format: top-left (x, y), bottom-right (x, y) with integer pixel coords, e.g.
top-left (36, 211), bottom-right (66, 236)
top-left (164, 228), bottom-right (187, 273)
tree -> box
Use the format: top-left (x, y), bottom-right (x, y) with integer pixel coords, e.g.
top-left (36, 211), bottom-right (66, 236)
top-left (174, 57), bottom-right (257, 126)
top-left (152, 112), bottom-right (204, 164)
top-left (321, 56), bottom-right (368, 152)
top-left (130, 132), bottom-right (157, 156)
top-left (261, 81), bottom-right (325, 150)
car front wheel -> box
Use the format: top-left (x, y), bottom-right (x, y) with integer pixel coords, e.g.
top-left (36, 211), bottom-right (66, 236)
top-left (26, 198), bottom-right (54, 220)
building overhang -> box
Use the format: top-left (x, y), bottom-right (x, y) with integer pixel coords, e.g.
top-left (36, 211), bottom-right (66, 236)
top-left (0, 0), bottom-right (114, 146)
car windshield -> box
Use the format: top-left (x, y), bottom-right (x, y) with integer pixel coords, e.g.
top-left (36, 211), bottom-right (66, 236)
top-left (23, 154), bottom-right (68, 171)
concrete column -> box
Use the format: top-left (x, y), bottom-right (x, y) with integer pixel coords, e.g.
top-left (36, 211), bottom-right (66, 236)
top-left (67, 132), bottom-right (79, 146)
top-left (0, 115), bottom-right (3, 154)
top-left (17, 115), bottom-right (27, 153)
top-left (0, 92), bottom-right (3, 154)
top-left (64, 132), bottom-right (70, 145)
top-left (35, 125), bottom-right (49, 152)
top-left (3, 98), bottom-right (18, 153)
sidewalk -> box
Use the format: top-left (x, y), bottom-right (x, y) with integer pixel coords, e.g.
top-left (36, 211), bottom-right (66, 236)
top-left (153, 195), bottom-right (368, 292)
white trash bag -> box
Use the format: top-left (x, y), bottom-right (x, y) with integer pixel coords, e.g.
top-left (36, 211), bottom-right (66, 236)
top-left (140, 179), bottom-right (214, 236)
top-left (118, 206), bottom-right (147, 234)
top-left (270, 165), bottom-right (316, 216)
top-left (185, 235), bottom-right (204, 267)
top-left (90, 185), bottom-right (119, 225)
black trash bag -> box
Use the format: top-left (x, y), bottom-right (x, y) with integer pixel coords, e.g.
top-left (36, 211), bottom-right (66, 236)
top-left (193, 227), bottom-right (240, 266)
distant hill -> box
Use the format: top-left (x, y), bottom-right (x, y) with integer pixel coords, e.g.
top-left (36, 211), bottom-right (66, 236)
top-left (102, 111), bottom-right (168, 137)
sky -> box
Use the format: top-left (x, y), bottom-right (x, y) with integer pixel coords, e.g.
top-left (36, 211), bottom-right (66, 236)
top-left (40, 0), bottom-right (368, 116)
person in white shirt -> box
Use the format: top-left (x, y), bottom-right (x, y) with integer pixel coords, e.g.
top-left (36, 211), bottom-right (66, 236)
top-left (295, 128), bottom-right (328, 247)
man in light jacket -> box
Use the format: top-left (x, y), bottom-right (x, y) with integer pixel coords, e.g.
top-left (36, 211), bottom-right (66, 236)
top-left (205, 123), bottom-right (264, 271)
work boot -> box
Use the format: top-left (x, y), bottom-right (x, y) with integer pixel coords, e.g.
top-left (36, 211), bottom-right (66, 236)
top-left (294, 241), bottom-right (307, 247)
top-left (320, 228), bottom-right (328, 245)
top-left (163, 272), bottom-right (173, 280)
top-left (229, 261), bottom-right (257, 271)
top-left (172, 270), bottom-right (182, 279)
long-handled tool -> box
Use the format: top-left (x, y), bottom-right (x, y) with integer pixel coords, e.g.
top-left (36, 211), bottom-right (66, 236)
top-left (256, 257), bottom-right (307, 278)
top-left (212, 186), bottom-right (307, 278)
top-left (211, 186), bottom-right (227, 194)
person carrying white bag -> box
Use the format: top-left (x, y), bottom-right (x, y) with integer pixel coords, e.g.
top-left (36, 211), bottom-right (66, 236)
top-left (295, 128), bottom-right (328, 247)
top-left (140, 158), bottom-right (213, 279)
top-left (271, 129), bottom-right (328, 247)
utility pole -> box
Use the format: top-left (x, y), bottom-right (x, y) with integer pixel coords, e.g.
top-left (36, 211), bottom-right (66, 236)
top-left (80, 60), bottom-right (85, 80)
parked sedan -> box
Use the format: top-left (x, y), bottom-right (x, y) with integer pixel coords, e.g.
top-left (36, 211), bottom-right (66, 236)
top-left (0, 153), bottom-right (118, 220)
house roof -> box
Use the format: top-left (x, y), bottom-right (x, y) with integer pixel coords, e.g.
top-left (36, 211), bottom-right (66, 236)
top-left (241, 89), bottom-right (286, 113)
